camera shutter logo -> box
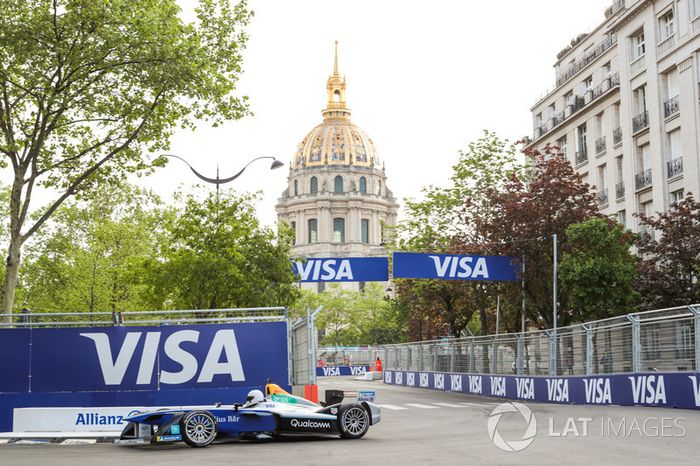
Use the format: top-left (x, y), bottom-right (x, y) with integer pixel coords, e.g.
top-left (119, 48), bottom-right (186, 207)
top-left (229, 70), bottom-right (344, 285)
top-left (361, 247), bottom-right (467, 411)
top-left (487, 402), bottom-right (537, 452)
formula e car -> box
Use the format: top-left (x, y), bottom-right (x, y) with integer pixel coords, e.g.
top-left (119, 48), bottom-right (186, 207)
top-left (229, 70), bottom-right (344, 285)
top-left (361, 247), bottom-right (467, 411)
top-left (115, 383), bottom-right (380, 447)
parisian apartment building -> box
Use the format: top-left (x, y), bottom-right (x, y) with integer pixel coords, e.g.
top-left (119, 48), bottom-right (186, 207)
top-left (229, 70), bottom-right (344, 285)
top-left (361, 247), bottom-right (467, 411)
top-left (526, 0), bottom-right (700, 235)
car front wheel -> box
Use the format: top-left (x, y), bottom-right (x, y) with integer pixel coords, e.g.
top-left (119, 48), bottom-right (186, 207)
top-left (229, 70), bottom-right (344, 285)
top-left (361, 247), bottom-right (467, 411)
top-left (338, 404), bottom-right (369, 439)
top-left (180, 411), bottom-right (217, 447)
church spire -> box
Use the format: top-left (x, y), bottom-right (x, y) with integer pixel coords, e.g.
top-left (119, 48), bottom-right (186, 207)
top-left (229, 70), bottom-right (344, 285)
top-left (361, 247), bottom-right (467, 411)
top-left (323, 40), bottom-right (350, 121)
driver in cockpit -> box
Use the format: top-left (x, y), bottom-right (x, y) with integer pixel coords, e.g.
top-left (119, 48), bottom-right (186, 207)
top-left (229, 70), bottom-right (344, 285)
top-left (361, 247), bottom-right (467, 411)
top-left (243, 389), bottom-right (265, 408)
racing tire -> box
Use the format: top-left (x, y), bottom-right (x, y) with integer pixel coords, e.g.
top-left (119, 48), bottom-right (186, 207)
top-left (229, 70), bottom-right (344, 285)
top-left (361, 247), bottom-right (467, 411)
top-left (338, 403), bottom-right (370, 439)
top-left (180, 410), bottom-right (217, 447)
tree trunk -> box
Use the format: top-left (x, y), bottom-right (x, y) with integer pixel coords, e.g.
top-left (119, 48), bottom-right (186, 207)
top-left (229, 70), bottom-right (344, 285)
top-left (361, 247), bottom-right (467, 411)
top-left (1, 235), bottom-right (22, 322)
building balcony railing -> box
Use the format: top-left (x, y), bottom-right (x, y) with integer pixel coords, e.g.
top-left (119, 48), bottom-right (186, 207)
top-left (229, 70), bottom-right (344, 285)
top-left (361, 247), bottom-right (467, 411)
top-left (597, 188), bottom-right (609, 206)
top-left (530, 72), bottom-right (620, 143)
top-left (575, 146), bottom-right (588, 165)
top-left (595, 136), bottom-right (606, 155)
top-left (632, 110), bottom-right (649, 133)
top-left (664, 95), bottom-right (679, 118)
top-left (657, 33), bottom-right (676, 57)
top-left (667, 157), bottom-right (683, 178)
top-left (635, 168), bottom-right (652, 190)
top-left (613, 127), bottom-right (622, 145)
top-left (555, 35), bottom-right (617, 88)
top-left (616, 181), bottom-right (625, 199)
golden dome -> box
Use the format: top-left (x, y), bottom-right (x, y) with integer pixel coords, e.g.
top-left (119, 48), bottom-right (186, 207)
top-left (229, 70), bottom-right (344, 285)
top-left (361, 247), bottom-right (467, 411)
top-left (292, 41), bottom-right (381, 170)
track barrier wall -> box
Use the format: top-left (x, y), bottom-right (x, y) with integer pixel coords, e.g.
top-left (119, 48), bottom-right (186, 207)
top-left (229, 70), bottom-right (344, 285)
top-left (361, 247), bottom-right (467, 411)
top-left (0, 315), bottom-right (290, 433)
top-left (383, 370), bottom-right (700, 409)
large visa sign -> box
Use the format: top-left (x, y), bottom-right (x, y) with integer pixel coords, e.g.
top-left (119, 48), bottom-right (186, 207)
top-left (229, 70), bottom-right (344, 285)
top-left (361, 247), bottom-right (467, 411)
top-left (292, 257), bottom-right (389, 282)
top-left (392, 252), bottom-right (519, 282)
top-left (0, 322), bottom-right (288, 393)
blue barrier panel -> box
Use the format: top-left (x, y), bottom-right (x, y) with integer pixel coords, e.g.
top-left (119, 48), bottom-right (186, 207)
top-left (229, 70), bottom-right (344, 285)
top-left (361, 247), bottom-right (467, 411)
top-left (0, 322), bottom-right (289, 432)
top-left (316, 366), bottom-right (370, 377)
top-left (292, 257), bottom-right (388, 282)
top-left (383, 370), bottom-right (700, 410)
top-left (393, 252), bottom-right (519, 281)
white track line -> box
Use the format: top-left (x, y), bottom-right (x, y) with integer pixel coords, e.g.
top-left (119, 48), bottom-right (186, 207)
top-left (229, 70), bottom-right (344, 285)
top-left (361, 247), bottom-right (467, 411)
top-left (377, 404), bottom-right (408, 410)
top-left (404, 403), bottom-right (439, 409)
top-left (432, 402), bottom-right (467, 408)
top-left (12, 440), bottom-right (50, 444)
top-left (0, 439), bottom-right (9, 444)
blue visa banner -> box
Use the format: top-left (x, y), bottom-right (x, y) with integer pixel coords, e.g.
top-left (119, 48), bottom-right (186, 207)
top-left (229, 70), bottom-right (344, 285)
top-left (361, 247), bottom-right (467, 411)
top-left (292, 257), bottom-right (389, 282)
top-left (383, 370), bottom-right (700, 410)
top-left (0, 322), bottom-right (288, 393)
top-left (392, 252), bottom-right (519, 282)
top-left (316, 365), bottom-right (370, 377)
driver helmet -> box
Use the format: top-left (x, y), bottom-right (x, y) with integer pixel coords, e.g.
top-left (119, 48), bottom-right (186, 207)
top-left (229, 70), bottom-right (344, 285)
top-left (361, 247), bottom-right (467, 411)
top-left (245, 389), bottom-right (265, 407)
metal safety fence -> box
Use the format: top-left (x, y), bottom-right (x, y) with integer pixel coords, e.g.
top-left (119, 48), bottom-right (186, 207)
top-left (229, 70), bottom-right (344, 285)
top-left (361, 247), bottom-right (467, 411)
top-left (316, 346), bottom-right (384, 367)
top-left (383, 304), bottom-right (700, 376)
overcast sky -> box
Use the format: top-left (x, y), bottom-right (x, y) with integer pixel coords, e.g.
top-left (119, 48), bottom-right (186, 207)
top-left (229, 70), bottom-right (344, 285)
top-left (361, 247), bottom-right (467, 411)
top-left (8, 0), bottom-right (615, 227)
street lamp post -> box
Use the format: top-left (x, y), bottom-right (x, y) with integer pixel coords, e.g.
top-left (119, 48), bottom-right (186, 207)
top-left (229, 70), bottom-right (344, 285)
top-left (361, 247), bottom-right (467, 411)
top-left (552, 233), bottom-right (558, 376)
top-left (161, 154), bottom-right (284, 193)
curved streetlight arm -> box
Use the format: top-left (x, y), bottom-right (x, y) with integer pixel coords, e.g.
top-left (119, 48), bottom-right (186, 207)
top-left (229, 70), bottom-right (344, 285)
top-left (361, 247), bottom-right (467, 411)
top-left (161, 154), bottom-right (282, 186)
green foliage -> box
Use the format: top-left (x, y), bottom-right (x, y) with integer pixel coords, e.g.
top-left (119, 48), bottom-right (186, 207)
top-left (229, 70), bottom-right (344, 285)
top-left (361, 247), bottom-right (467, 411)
top-left (395, 131), bottom-right (521, 339)
top-left (559, 218), bottom-right (639, 320)
top-left (20, 184), bottom-right (161, 314)
top-left (290, 283), bottom-right (408, 346)
top-left (0, 0), bottom-right (252, 314)
top-left (143, 190), bottom-right (299, 310)
top-left (635, 193), bottom-right (700, 309)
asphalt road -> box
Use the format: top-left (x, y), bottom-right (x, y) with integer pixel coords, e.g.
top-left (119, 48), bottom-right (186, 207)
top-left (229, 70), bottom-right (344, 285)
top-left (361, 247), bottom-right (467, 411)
top-left (1, 376), bottom-right (699, 465)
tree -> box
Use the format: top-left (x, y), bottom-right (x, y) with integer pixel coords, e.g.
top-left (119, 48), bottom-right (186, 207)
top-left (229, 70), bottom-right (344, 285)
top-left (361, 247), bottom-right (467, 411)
top-left (476, 145), bottom-right (601, 327)
top-left (0, 0), bottom-right (252, 319)
top-left (143, 190), bottom-right (299, 310)
top-left (559, 218), bottom-right (639, 321)
top-left (635, 193), bottom-right (700, 309)
top-left (20, 183), bottom-right (160, 315)
top-left (395, 131), bottom-right (522, 339)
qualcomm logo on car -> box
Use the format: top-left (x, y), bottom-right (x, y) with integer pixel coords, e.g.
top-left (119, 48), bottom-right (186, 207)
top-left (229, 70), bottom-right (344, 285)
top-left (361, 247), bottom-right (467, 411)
top-left (487, 402), bottom-right (537, 452)
top-left (290, 419), bottom-right (331, 429)
top-left (80, 329), bottom-right (245, 386)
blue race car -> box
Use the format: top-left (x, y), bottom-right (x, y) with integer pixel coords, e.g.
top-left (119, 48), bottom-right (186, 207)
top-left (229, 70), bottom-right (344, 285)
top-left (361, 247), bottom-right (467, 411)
top-left (115, 383), bottom-right (380, 447)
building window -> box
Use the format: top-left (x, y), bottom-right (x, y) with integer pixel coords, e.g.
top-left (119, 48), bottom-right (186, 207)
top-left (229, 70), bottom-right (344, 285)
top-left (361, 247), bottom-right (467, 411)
top-left (659, 9), bottom-right (674, 40)
top-left (361, 219), bottom-right (369, 244)
top-left (290, 221), bottom-right (296, 245)
top-left (359, 176), bottom-right (367, 193)
top-left (631, 29), bottom-right (645, 59)
top-left (334, 175), bottom-right (344, 193)
top-left (333, 218), bottom-right (345, 243)
top-left (676, 322), bottom-right (693, 359)
top-left (581, 76), bottom-right (593, 95)
top-left (634, 85), bottom-right (647, 114)
top-left (670, 189), bottom-right (684, 205)
top-left (294, 180), bottom-right (298, 196)
top-left (602, 62), bottom-right (611, 78)
top-left (557, 136), bottom-right (568, 158)
top-left (378, 180), bottom-right (382, 196)
top-left (308, 219), bottom-right (318, 243)
top-left (310, 176), bottom-right (318, 194)
top-left (617, 210), bottom-right (626, 227)
top-left (694, 0), bottom-right (700, 18)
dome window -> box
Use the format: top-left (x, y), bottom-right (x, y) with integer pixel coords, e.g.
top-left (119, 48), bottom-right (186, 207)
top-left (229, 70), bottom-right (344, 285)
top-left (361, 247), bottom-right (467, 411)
top-left (334, 89), bottom-right (341, 102)
top-left (294, 180), bottom-right (298, 196)
top-left (310, 176), bottom-right (318, 194)
top-left (334, 175), bottom-right (344, 193)
top-left (333, 218), bottom-right (345, 243)
top-left (359, 176), bottom-right (367, 193)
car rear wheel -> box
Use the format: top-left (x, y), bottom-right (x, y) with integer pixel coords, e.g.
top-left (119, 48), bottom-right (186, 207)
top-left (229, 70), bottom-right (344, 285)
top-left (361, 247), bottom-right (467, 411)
top-left (338, 404), bottom-right (369, 439)
top-left (180, 411), bottom-right (217, 447)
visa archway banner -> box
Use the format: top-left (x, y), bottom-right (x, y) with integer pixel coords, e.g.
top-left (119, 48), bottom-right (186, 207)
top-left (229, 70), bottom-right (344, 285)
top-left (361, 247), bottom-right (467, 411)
top-left (392, 252), bottom-right (519, 282)
top-left (292, 257), bottom-right (389, 282)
